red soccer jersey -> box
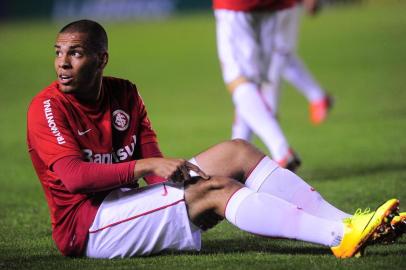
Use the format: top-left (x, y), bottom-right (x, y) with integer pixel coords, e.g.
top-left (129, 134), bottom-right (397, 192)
top-left (213, 0), bottom-right (296, 12)
top-left (27, 77), bottom-right (163, 256)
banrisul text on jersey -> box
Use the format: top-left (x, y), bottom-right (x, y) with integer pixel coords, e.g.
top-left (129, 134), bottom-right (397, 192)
top-left (82, 135), bottom-right (137, 163)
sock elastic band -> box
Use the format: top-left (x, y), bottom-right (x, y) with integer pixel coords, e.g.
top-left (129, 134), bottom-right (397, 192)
top-left (245, 156), bottom-right (279, 192)
top-left (224, 187), bottom-right (255, 224)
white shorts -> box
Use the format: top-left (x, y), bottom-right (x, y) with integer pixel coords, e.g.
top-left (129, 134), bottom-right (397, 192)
top-left (273, 5), bottom-right (301, 54)
top-left (86, 182), bottom-right (201, 258)
top-left (215, 9), bottom-right (278, 84)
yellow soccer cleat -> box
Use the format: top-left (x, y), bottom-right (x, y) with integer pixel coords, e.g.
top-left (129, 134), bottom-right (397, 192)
top-left (331, 198), bottom-right (399, 258)
top-left (391, 212), bottom-right (406, 227)
top-left (390, 212), bottom-right (406, 239)
top-left (370, 211), bottom-right (406, 244)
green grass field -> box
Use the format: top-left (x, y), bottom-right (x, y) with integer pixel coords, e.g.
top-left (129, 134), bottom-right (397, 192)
top-left (0, 0), bottom-right (405, 269)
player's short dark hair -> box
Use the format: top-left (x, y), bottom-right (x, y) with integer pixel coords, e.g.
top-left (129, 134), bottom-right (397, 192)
top-left (59, 19), bottom-right (108, 52)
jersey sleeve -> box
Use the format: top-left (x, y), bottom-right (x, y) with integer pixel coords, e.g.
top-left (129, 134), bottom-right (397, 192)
top-left (53, 156), bottom-right (137, 193)
top-left (133, 87), bottom-right (160, 146)
top-left (27, 97), bottom-right (82, 169)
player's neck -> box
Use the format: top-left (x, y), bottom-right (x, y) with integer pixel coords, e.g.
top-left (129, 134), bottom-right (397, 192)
top-left (74, 78), bottom-right (103, 103)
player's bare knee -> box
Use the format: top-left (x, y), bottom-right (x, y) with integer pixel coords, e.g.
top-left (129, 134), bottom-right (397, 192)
top-left (185, 176), bottom-right (243, 217)
top-left (227, 139), bottom-right (264, 175)
top-left (205, 176), bottom-right (243, 215)
top-left (186, 175), bottom-right (237, 195)
top-left (218, 139), bottom-right (252, 157)
top-left (230, 138), bottom-right (253, 151)
top-left (205, 175), bottom-right (238, 190)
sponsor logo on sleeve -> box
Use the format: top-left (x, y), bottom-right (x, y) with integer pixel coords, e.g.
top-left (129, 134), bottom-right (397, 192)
top-left (43, 99), bottom-right (66, 145)
top-left (112, 109), bottom-right (130, 131)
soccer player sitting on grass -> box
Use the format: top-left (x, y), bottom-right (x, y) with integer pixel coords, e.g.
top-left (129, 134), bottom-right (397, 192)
top-left (27, 20), bottom-right (405, 259)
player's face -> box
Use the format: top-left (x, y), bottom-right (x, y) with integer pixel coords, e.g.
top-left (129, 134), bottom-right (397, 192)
top-left (54, 32), bottom-right (106, 96)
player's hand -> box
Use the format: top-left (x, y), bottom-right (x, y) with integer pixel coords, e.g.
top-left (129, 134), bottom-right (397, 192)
top-left (135, 158), bottom-right (210, 183)
top-left (184, 161), bottom-right (210, 181)
top-left (170, 159), bottom-right (210, 182)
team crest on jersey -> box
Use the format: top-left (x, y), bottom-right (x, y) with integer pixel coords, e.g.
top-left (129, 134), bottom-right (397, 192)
top-left (112, 109), bottom-right (130, 131)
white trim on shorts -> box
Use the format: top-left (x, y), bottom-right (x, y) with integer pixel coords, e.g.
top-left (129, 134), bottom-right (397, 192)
top-left (86, 182), bottom-right (201, 258)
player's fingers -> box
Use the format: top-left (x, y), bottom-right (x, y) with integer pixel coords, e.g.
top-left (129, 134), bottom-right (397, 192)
top-left (171, 170), bottom-right (184, 183)
top-left (185, 162), bottom-right (210, 180)
top-left (180, 164), bottom-right (191, 181)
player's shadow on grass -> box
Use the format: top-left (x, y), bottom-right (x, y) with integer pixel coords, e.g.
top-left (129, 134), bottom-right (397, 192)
top-left (308, 162), bottom-right (406, 182)
top-left (160, 237), bottom-right (406, 257)
top-left (158, 237), bottom-right (330, 257)
top-left (199, 237), bottom-right (328, 255)
top-left (200, 237), bottom-right (331, 255)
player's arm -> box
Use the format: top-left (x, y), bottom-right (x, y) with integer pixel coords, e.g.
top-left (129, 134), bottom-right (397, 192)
top-left (53, 156), bottom-right (208, 194)
top-left (53, 156), bottom-right (136, 193)
top-left (28, 97), bottom-right (134, 193)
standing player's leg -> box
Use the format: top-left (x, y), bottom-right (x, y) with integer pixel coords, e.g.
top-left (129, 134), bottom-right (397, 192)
top-left (261, 7), bottom-right (293, 118)
top-left (282, 52), bottom-right (332, 125)
top-left (270, 4), bottom-right (331, 125)
top-left (231, 112), bottom-right (253, 142)
top-left (215, 10), bottom-right (293, 164)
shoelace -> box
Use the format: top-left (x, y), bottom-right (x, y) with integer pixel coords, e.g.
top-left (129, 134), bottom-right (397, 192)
top-left (344, 208), bottom-right (371, 224)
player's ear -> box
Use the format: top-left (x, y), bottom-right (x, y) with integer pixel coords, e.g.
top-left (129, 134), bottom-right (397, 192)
top-left (98, 52), bottom-right (109, 69)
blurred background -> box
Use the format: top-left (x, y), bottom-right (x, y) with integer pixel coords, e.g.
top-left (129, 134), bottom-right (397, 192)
top-left (0, 0), bottom-right (213, 20)
top-left (0, 0), bottom-right (405, 268)
top-left (0, 0), bottom-right (362, 21)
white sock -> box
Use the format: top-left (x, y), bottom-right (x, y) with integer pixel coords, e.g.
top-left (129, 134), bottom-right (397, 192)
top-left (231, 84), bottom-right (279, 141)
top-left (283, 53), bottom-right (325, 102)
top-left (225, 187), bottom-right (343, 247)
top-left (232, 82), bottom-right (289, 161)
top-left (245, 156), bottom-right (351, 221)
top-left (263, 49), bottom-right (287, 115)
top-left (231, 112), bottom-right (253, 141)
top-left (261, 82), bottom-right (280, 116)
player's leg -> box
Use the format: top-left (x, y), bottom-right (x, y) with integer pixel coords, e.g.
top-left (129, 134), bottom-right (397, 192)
top-left (185, 176), bottom-right (343, 248)
top-left (278, 5), bottom-right (331, 125)
top-left (261, 7), bottom-right (294, 117)
top-left (215, 10), bottom-right (292, 163)
top-left (232, 82), bottom-right (292, 163)
top-left (184, 175), bottom-right (399, 258)
top-left (192, 139), bottom-right (349, 221)
top-left (257, 10), bottom-right (301, 168)
top-left (245, 157), bottom-right (351, 221)
top-left (283, 51), bottom-right (333, 125)
top-left (231, 112), bottom-right (253, 141)
top-left (283, 52), bottom-right (327, 104)
top-left (85, 183), bottom-right (201, 258)
top-left (215, 10), bottom-right (253, 146)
